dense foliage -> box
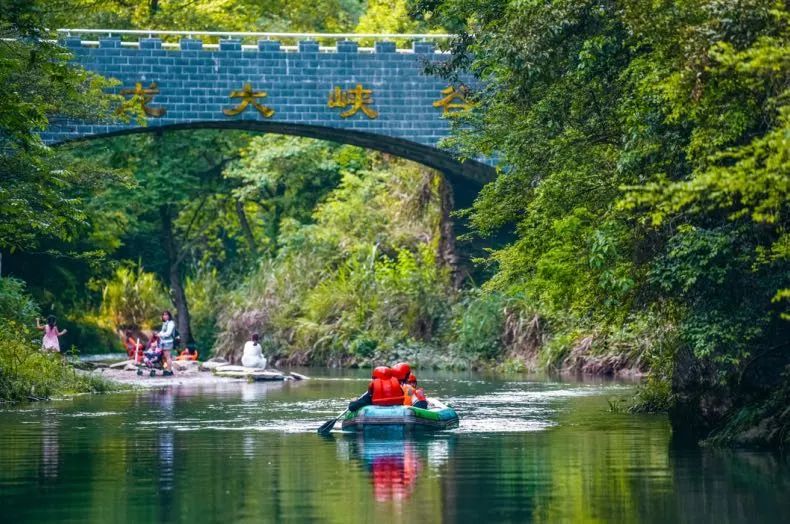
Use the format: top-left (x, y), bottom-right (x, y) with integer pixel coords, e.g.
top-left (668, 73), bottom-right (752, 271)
top-left (0, 1), bottom-right (129, 400)
top-left (1, 0), bottom-right (787, 447)
top-left (0, 0), bottom-right (133, 251)
top-left (213, 151), bottom-right (458, 366)
top-left (409, 0), bottom-right (789, 444)
top-left (0, 277), bottom-right (116, 402)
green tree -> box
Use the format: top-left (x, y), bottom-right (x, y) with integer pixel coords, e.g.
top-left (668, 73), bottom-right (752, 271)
top-left (411, 0), bottom-right (789, 443)
top-left (63, 130), bottom-right (250, 344)
top-left (43, 0), bottom-right (365, 34)
top-left (0, 0), bottom-right (129, 254)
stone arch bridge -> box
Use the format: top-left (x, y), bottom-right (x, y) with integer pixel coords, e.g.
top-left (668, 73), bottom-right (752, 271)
top-left (44, 29), bottom-right (493, 208)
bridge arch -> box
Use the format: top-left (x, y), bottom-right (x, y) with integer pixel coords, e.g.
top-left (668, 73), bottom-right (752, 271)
top-left (51, 120), bottom-right (492, 208)
top-left (44, 30), bottom-right (494, 204)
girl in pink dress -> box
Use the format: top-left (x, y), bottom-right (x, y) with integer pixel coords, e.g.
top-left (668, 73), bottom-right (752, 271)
top-left (36, 315), bottom-right (67, 353)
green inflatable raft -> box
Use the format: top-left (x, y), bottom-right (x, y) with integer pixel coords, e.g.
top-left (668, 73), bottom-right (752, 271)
top-left (341, 402), bottom-right (459, 432)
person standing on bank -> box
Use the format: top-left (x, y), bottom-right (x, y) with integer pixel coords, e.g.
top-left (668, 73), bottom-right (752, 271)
top-left (36, 315), bottom-right (67, 353)
top-left (157, 310), bottom-right (176, 376)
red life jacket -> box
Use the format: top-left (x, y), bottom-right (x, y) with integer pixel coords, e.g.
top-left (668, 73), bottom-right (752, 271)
top-left (176, 349), bottom-right (199, 361)
top-left (402, 384), bottom-right (426, 406)
top-left (369, 367), bottom-right (404, 406)
top-left (413, 387), bottom-right (427, 402)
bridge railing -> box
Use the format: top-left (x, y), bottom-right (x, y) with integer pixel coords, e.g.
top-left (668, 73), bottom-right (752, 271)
top-left (55, 29), bottom-right (456, 53)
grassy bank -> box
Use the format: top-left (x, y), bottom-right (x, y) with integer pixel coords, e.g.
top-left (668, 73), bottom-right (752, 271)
top-left (0, 278), bottom-right (120, 403)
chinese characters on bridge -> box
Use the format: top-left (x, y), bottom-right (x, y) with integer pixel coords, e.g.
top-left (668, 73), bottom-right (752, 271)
top-left (118, 82), bottom-right (166, 117)
top-left (327, 84), bottom-right (379, 119)
top-left (117, 82), bottom-right (472, 120)
top-left (432, 85), bottom-right (473, 113)
top-left (223, 83), bottom-right (275, 117)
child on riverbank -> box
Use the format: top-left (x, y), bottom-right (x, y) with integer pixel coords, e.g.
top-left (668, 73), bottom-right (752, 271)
top-left (36, 316), bottom-right (67, 353)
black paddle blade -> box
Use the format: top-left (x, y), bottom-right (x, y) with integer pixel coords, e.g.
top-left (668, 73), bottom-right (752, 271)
top-left (317, 409), bottom-right (348, 435)
top-left (317, 417), bottom-right (337, 434)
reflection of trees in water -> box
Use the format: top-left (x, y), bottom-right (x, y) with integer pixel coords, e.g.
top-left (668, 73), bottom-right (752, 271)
top-left (670, 448), bottom-right (790, 522)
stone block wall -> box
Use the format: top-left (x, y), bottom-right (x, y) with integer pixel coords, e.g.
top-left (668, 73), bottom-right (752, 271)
top-left (42, 37), bottom-right (469, 153)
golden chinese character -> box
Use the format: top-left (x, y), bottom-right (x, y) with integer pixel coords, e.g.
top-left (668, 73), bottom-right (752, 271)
top-left (223, 83), bottom-right (274, 117)
top-left (119, 82), bottom-right (166, 117)
top-left (433, 85), bottom-right (472, 113)
top-left (327, 84), bottom-right (378, 119)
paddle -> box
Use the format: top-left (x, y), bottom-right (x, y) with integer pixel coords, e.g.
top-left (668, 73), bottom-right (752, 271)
top-left (317, 409), bottom-right (348, 435)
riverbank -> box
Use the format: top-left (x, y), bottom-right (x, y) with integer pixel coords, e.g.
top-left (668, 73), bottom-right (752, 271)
top-left (77, 356), bottom-right (307, 389)
top-left (88, 366), bottom-right (242, 388)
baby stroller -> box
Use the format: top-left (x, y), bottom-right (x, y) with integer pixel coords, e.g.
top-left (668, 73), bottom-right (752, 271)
top-left (136, 336), bottom-right (166, 377)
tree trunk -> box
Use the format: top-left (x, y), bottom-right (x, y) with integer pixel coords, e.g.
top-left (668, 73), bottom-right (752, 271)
top-left (235, 199), bottom-right (257, 254)
top-left (268, 204), bottom-right (281, 256)
top-left (436, 174), bottom-right (464, 288)
top-left (160, 205), bottom-right (192, 345)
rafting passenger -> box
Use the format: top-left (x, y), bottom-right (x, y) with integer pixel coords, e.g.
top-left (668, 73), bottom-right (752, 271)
top-left (348, 366), bottom-right (405, 412)
top-left (391, 362), bottom-right (411, 384)
top-left (402, 373), bottom-right (429, 409)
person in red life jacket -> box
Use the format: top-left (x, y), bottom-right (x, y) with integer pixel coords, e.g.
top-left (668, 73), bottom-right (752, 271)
top-left (370, 366), bottom-right (404, 405)
top-left (348, 366), bottom-right (405, 412)
top-left (175, 339), bottom-right (199, 361)
top-left (402, 373), bottom-right (429, 409)
top-left (391, 362), bottom-right (411, 384)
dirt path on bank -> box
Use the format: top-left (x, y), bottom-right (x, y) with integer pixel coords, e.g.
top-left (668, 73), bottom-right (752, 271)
top-left (92, 365), bottom-right (248, 388)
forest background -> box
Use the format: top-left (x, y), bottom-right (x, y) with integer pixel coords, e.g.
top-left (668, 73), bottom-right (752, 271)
top-left (0, 0), bottom-right (787, 448)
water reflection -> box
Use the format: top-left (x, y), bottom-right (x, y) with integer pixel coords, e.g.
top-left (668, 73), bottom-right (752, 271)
top-left (0, 371), bottom-right (789, 524)
top-left (339, 434), bottom-right (457, 504)
top-left (669, 447), bottom-right (790, 523)
top-left (40, 413), bottom-right (59, 481)
top-left (241, 382), bottom-right (266, 403)
top-left (158, 431), bottom-right (175, 492)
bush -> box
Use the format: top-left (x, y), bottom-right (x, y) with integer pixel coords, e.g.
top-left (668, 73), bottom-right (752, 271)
top-left (212, 157), bottom-right (457, 365)
top-left (0, 319), bottom-right (118, 402)
top-left (99, 264), bottom-right (168, 332)
top-left (185, 267), bottom-right (223, 350)
top-left (0, 277), bottom-right (39, 325)
top-left (448, 291), bottom-right (505, 359)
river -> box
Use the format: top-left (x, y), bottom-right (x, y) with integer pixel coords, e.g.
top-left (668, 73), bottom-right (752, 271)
top-left (1, 368), bottom-right (788, 523)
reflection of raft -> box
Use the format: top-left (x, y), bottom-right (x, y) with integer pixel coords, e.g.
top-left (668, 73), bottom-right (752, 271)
top-left (341, 403), bottom-right (459, 432)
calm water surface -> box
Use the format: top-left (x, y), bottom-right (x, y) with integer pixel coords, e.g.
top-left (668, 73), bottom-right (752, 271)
top-left (0, 368), bottom-right (788, 523)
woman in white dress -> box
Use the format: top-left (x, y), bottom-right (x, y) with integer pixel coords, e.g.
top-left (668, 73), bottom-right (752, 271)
top-left (241, 333), bottom-right (267, 369)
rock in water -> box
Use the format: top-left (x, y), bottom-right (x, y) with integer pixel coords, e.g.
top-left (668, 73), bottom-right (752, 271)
top-left (199, 357), bottom-right (229, 372)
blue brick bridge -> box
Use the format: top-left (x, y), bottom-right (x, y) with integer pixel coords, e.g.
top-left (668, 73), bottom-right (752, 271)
top-left (44, 30), bottom-right (494, 205)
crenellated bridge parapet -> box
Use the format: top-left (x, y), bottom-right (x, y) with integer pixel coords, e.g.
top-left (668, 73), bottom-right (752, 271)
top-left (43, 29), bottom-right (492, 191)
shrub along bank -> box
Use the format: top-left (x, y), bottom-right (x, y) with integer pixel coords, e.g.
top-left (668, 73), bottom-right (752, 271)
top-left (0, 278), bottom-right (118, 403)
